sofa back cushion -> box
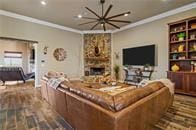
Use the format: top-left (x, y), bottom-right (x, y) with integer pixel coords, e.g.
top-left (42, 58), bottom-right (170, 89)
top-left (68, 81), bottom-right (116, 112)
top-left (113, 82), bottom-right (165, 111)
top-left (49, 79), bottom-right (165, 112)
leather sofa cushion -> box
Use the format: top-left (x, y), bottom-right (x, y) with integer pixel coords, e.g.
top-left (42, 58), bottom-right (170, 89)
top-left (113, 82), bottom-right (165, 111)
top-left (68, 81), bottom-right (116, 112)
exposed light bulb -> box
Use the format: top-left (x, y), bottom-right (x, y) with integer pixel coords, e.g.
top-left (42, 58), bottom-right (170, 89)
top-left (124, 13), bottom-right (129, 17)
top-left (77, 14), bottom-right (82, 18)
top-left (41, 1), bottom-right (46, 5)
top-left (101, 23), bottom-right (104, 26)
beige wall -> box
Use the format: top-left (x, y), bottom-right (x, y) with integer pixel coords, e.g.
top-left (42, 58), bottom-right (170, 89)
top-left (0, 15), bottom-right (83, 85)
top-left (113, 9), bottom-right (196, 80)
top-left (0, 39), bottom-right (29, 73)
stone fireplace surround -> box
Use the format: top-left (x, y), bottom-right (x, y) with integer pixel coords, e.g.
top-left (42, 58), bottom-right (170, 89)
top-left (84, 33), bottom-right (111, 76)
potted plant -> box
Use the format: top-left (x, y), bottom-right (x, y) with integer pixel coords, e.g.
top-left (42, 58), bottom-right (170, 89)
top-left (144, 63), bottom-right (150, 71)
top-left (113, 64), bottom-right (120, 81)
top-left (177, 32), bottom-right (186, 41)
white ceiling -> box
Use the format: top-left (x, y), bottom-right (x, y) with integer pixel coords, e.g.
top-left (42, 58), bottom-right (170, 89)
top-left (0, 0), bottom-right (195, 30)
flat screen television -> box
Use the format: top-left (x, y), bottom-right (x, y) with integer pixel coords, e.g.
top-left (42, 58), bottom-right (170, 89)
top-left (123, 45), bottom-right (155, 66)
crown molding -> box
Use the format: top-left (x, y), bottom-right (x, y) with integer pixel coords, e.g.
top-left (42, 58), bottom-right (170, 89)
top-left (112, 2), bottom-right (196, 33)
top-left (0, 2), bottom-right (195, 34)
top-left (0, 9), bottom-right (82, 34)
top-left (82, 30), bottom-right (112, 34)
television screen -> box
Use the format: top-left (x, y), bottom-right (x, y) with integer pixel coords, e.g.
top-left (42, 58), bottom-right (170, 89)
top-left (123, 45), bottom-right (155, 66)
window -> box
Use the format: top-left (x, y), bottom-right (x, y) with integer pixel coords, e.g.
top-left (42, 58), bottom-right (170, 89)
top-left (4, 51), bottom-right (23, 67)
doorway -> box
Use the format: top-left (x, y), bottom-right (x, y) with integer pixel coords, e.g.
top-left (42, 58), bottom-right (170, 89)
top-left (0, 37), bottom-right (38, 88)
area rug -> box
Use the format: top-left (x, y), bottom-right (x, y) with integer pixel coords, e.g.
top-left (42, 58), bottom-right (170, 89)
top-left (155, 95), bottom-right (196, 130)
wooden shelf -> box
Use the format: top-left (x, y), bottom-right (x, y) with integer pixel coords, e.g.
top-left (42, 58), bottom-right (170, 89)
top-left (167, 71), bottom-right (196, 74)
top-left (170, 29), bottom-right (186, 34)
top-left (188, 50), bottom-right (196, 53)
top-left (188, 28), bottom-right (196, 31)
top-left (188, 39), bottom-right (196, 42)
top-left (169, 59), bottom-right (196, 61)
top-left (170, 40), bottom-right (186, 44)
top-left (169, 51), bottom-right (186, 54)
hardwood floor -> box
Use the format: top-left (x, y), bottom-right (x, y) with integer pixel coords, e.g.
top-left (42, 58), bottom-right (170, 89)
top-left (0, 81), bottom-right (72, 130)
top-left (155, 94), bottom-right (196, 130)
top-left (0, 81), bottom-right (195, 130)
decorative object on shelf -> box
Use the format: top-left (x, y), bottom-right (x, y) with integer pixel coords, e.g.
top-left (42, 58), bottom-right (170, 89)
top-left (195, 63), bottom-right (196, 72)
top-left (174, 28), bottom-right (178, 32)
top-left (143, 64), bottom-right (150, 71)
top-left (178, 44), bottom-right (184, 52)
top-left (177, 32), bottom-right (186, 41)
top-left (53, 48), bottom-right (67, 61)
top-left (178, 56), bottom-right (186, 60)
top-left (180, 26), bottom-right (186, 30)
top-left (194, 44), bottom-right (196, 51)
top-left (172, 54), bottom-right (178, 60)
top-left (171, 64), bottom-right (180, 72)
top-left (113, 64), bottom-right (120, 81)
top-left (191, 23), bottom-right (196, 29)
top-left (190, 34), bottom-right (196, 40)
top-left (171, 35), bottom-right (178, 42)
top-left (191, 61), bottom-right (195, 72)
top-left (190, 55), bottom-right (196, 59)
top-left (43, 46), bottom-right (49, 55)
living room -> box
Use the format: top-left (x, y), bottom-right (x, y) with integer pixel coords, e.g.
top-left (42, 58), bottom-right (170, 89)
top-left (0, 0), bottom-right (195, 130)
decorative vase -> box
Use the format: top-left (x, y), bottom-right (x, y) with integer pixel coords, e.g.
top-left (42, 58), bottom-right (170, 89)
top-left (171, 64), bottom-right (180, 72)
top-left (193, 45), bottom-right (196, 51)
top-left (178, 37), bottom-right (184, 41)
top-left (178, 45), bottom-right (184, 52)
top-left (172, 54), bottom-right (178, 60)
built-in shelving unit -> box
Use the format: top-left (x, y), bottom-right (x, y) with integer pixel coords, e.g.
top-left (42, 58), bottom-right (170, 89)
top-left (168, 17), bottom-right (196, 71)
top-left (167, 16), bottom-right (196, 96)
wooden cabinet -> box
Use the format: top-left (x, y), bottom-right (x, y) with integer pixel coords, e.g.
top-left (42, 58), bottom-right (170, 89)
top-left (167, 71), bottom-right (196, 96)
top-left (186, 73), bottom-right (196, 95)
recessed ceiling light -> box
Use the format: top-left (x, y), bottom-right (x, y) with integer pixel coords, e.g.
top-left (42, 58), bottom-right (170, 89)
top-left (77, 14), bottom-right (82, 19)
top-left (124, 13), bottom-right (129, 17)
top-left (41, 1), bottom-right (46, 5)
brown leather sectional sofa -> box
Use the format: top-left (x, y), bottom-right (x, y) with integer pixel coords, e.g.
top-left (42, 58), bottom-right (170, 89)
top-left (41, 79), bottom-right (173, 130)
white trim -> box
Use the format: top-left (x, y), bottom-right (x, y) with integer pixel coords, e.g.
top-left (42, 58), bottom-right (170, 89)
top-left (0, 2), bottom-right (195, 34)
top-left (0, 9), bottom-right (82, 34)
top-left (36, 84), bottom-right (42, 88)
top-left (82, 30), bottom-right (112, 34)
top-left (112, 2), bottom-right (196, 33)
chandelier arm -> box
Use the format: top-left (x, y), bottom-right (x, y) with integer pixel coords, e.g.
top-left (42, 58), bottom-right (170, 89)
top-left (91, 22), bottom-right (100, 30)
top-left (85, 7), bottom-right (101, 19)
top-left (106, 11), bottom-right (130, 19)
top-left (78, 21), bottom-right (98, 26)
top-left (103, 23), bottom-right (106, 31)
top-left (82, 17), bottom-right (99, 20)
top-left (102, 2), bottom-right (104, 17)
top-left (106, 22), bottom-right (120, 29)
top-left (107, 19), bottom-right (131, 23)
top-left (103, 5), bottom-right (113, 18)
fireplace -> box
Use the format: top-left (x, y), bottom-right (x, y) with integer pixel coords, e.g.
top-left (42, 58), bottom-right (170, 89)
top-left (90, 67), bottom-right (105, 75)
top-left (84, 33), bottom-right (111, 76)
